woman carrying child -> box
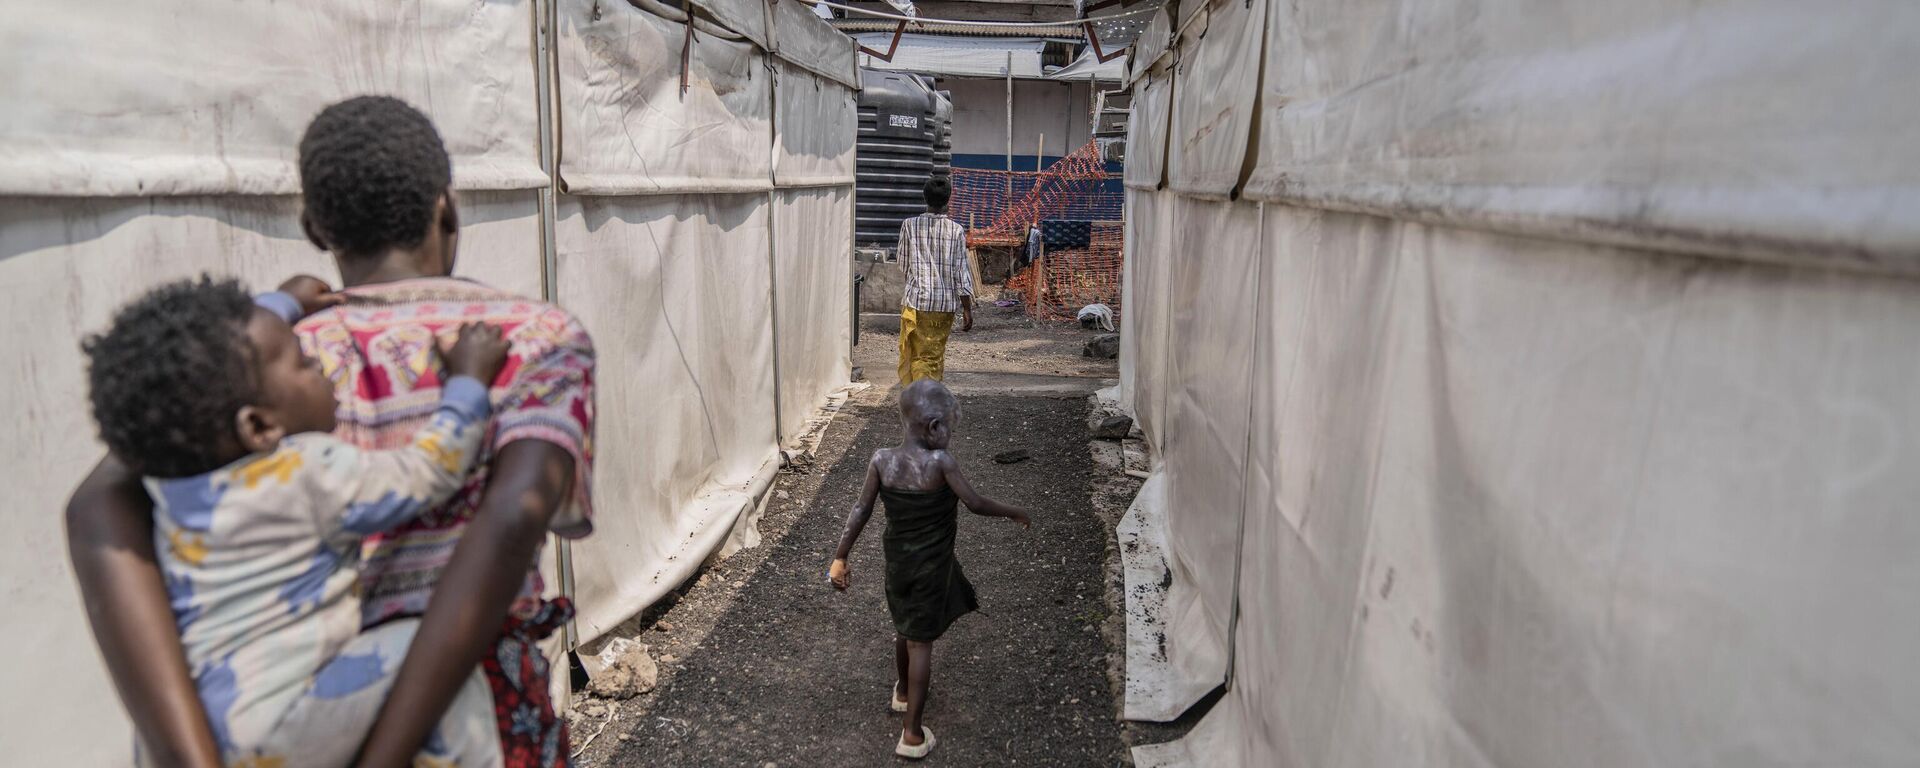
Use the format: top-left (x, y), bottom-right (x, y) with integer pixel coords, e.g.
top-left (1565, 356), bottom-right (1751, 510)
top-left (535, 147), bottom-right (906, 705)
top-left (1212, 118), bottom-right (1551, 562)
top-left (65, 96), bottom-right (596, 767)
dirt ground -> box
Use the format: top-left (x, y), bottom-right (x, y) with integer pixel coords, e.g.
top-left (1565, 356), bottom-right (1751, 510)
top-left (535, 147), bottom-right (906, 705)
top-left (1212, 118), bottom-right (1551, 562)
top-left (569, 306), bottom-right (1148, 767)
top-left (855, 303), bottom-right (1118, 384)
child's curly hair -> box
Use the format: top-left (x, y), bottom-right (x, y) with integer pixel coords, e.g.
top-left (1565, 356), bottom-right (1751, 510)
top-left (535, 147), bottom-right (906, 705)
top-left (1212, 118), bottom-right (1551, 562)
top-left (83, 275), bottom-right (262, 477)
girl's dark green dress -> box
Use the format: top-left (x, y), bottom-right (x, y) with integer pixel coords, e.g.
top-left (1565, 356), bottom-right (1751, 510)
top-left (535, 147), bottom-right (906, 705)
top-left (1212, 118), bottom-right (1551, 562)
top-left (880, 484), bottom-right (979, 641)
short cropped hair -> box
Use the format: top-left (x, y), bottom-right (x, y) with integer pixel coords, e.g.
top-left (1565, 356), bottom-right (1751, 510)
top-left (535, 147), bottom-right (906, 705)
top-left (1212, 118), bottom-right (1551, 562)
top-left (923, 177), bottom-right (951, 210)
top-left (297, 95), bottom-right (452, 255)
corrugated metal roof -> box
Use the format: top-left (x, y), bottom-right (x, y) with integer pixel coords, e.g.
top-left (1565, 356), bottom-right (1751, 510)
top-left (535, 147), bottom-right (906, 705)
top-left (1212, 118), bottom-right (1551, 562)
top-left (833, 19), bottom-right (1085, 37)
top-left (855, 33), bottom-right (1051, 78)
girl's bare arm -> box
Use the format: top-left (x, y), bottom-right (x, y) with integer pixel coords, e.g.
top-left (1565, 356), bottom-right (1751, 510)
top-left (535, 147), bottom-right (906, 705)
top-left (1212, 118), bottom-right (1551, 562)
top-left (939, 453), bottom-right (1032, 528)
top-left (830, 456), bottom-right (883, 589)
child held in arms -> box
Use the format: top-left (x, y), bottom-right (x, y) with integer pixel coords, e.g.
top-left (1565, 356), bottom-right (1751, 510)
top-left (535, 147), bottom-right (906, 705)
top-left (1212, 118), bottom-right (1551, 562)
top-left (828, 379), bottom-right (1032, 759)
top-left (83, 274), bottom-right (508, 767)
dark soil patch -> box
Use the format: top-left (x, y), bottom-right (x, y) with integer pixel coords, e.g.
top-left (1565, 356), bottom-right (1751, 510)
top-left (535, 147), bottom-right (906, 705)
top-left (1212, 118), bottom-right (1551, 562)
top-left (596, 393), bottom-right (1123, 767)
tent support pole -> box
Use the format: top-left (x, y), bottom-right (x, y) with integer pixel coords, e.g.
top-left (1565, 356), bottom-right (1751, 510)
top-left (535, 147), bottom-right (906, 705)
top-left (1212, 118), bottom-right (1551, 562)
top-left (531, 0), bottom-right (579, 706)
top-left (768, 195), bottom-right (787, 450)
top-left (1222, 202), bottom-right (1267, 693)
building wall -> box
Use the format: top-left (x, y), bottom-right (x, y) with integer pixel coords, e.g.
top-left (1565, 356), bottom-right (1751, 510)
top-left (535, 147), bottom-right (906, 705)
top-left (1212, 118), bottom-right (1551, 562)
top-left (940, 77), bottom-right (1094, 169)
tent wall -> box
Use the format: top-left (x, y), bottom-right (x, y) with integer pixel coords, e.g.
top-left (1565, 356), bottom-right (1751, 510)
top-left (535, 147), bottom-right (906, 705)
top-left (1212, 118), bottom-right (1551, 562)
top-left (1163, 0), bottom-right (1262, 199)
top-left (0, 1), bottom-right (856, 763)
top-left (557, 1), bottom-right (773, 195)
top-left (773, 62), bottom-right (858, 187)
top-left (554, 193), bottom-right (782, 639)
top-left (768, 0), bottom-right (858, 87)
top-left (772, 186), bottom-right (856, 444)
top-left (0, 0), bottom-right (546, 195)
top-left (1123, 1), bottom-right (1920, 766)
top-left (552, 0), bottom-right (857, 642)
top-left (1241, 0), bottom-right (1920, 269)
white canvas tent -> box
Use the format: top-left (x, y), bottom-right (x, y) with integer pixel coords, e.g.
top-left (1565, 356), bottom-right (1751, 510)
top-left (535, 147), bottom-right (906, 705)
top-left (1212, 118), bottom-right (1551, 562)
top-left (1047, 48), bottom-right (1126, 82)
top-left (0, 1), bottom-right (856, 763)
top-left (1120, 1), bottom-right (1920, 766)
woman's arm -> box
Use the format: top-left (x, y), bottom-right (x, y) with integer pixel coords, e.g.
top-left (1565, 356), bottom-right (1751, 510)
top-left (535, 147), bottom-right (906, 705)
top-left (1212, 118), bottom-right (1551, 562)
top-left (352, 440), bottom-right (574, 768)
top-left (64, 455), bottom-right (221, 768)
top-left (357, 318), bottom-right (594, 766)
top-left (939, 454), bottom-right (1031, 528)
top-left (829, 457), bottom-right (883, 590)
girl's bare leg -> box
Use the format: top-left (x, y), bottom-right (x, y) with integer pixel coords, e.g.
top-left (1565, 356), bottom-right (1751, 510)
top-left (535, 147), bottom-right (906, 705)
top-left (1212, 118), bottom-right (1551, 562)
top-left (903, 639), bottom-right (933, 744)
top-left (895, 635), bottom-right (910, 703)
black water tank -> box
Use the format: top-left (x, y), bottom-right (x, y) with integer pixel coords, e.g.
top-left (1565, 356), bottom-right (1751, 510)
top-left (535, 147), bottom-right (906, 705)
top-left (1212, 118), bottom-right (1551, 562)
top-left (855, 70), bottom-right (953, 246)
top-left (932, 89), bottom-right (953, 183)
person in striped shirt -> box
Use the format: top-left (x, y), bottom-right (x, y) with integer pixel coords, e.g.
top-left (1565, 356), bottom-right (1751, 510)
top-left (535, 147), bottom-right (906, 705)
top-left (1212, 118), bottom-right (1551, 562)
top-left (895, 178), bottom-right (974, 384)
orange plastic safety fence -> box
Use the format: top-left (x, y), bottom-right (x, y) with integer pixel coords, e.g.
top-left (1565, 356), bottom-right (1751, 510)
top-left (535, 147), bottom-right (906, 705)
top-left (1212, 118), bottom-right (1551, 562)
top-left (949, 140), bottom-right (1122, 246)
top-left (1002, 221), bottom-right (1125, 322)
top-left (952, 141), bottom-right (1125, 322)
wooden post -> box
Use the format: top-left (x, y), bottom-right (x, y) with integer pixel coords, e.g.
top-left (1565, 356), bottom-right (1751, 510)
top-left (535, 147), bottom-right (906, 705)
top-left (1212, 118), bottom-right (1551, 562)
top-left (1036, 247), bottom-right (1048, 317)
top-left (1004, 50), bottom-right (1014, 196)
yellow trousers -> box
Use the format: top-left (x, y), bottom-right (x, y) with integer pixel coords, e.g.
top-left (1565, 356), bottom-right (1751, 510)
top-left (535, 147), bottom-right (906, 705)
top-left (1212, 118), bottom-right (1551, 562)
top-left (897, 307), bottom-right (955, 385)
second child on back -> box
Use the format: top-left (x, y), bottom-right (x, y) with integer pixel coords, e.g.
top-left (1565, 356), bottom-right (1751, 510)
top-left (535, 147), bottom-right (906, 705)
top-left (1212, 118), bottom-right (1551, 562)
top-left (83, 274), bottom-right (510, 767)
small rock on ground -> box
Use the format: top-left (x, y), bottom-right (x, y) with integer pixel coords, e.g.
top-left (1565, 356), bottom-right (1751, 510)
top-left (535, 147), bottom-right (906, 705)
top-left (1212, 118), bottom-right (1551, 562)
top-left (992, 448), bottom-right (1032, 464)
top-left (587, 638), bottom-right (658, 699)
top-left (1089, 413), bottom-right (1133, 440)
top-left (1083, 333), bottom-right (1120, 359)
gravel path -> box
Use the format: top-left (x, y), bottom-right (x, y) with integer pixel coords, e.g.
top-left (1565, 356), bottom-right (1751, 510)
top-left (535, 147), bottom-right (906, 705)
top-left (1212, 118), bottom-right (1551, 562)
top-left (856, 304), bottom-right (1118, 384)
top-left (591, 390), bottom-right (1124, 767)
